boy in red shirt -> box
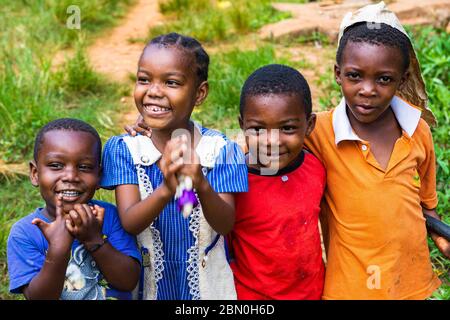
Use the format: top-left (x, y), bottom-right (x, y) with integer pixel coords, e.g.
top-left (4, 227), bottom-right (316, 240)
top-left (228, 64), bottom-right (326, 299)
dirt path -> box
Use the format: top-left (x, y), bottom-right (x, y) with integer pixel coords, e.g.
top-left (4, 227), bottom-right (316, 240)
top-left (87, 0), bottom-right (164, 128)
top-left (88, 0), bottom-right (162, 83)
top-left (1, 0), bottom-right (163, 177)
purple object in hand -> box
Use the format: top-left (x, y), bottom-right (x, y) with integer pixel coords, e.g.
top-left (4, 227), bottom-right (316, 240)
top-left (177, 189), bottom-right (199, 213)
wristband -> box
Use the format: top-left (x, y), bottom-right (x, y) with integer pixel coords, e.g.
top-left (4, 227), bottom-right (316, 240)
top-left (85, 238), bottom-right (107, 253)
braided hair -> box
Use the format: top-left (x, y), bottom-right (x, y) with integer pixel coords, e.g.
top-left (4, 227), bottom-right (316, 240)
top-left (143, 32), bottom-right (209, 84)
top-left (336, 22), bottom-right (411, 72)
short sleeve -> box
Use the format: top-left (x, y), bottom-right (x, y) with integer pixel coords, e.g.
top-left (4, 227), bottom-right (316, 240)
top-left (7, 222), bottom-right (46, 294)
top-left (98, 201), bottom-right (142, 264)
top-left (207, 140), bottom-right (248, 193)
top-left (304, 112), bottom-right (328, 163)
top-left (416, 121), bottom-right (438, 209)
top-left (101, 135), bottom-right (139, 189)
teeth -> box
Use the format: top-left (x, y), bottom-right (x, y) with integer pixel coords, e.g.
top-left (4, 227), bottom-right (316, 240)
top-left (144, 105), bottom-right (170, 112)
top-left (59, 190), bottom-right (81, 197)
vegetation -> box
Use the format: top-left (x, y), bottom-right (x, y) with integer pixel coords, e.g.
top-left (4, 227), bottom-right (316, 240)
top-left (0, 0), bottom-right (448, 300)
top-left (149, 0), bottom-right (292, 42)
top-left (0, 0), bottom-right (134, 299)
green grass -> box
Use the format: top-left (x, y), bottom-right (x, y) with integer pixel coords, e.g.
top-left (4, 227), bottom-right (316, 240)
top-left (0, 40), bottom-right (129, 163)
top-left (148, 0), bottom-right (292, 43)
top-left (411, 27), bottom-right (450, 296)
top-left (0, 0), bottom-right (135, 50)
top-left (193, 45), bottom-right (293, 130)
top-left (0, 1), bottom-right (135, 163)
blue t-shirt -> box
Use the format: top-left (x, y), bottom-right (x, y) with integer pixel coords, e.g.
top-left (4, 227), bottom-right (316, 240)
top-left (7, 200), bottom-right (141, 300)
top-left (100, 125), bottom-right (248, 300)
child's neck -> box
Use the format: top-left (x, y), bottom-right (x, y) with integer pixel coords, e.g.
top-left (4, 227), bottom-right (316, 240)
top-left (150, 121), bottom-right (196, 153)
top-left (347, 105), bottom-right (402, 170)
top-left (41, 207), bottom-right (56, 222)
top-left (347, 105), bottom-right (400, 141)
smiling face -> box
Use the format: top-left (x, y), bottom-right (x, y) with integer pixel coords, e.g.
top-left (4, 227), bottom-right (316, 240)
top-left (30, 130), bottom-right (101, 218)
top-left (134, 45), bottom-right (208, 132)
top-left (335, 42), bottom-right (408, 124)
top-left (239, 93), bottom-right (315, 172)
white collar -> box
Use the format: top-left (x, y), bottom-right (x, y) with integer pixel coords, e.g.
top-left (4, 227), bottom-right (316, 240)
top-left (333, 95), bottom-right (422, 145)
top-left (123, 121), bottom-right (227, 168)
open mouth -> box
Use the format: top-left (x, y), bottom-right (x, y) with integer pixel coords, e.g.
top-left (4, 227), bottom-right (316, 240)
top-left (56, 190), bottom-right (83, 201)
top-left (143, 104), bottom-right (172, 116)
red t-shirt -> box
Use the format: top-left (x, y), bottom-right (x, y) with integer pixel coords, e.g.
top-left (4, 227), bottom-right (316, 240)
top-left (229, 151), bottom-right (326, 300)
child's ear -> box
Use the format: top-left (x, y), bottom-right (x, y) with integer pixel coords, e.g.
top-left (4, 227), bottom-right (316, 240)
top-left (238, 115), bottom-right (244, 130)
top-left (334, 64), bottom-right (342, 86)
top-left (195, 81), bottom-right (209, 106)
top-left (29, 160), bottom-right (39, 187)
top-left (305, 113), bottom-right (317, 137)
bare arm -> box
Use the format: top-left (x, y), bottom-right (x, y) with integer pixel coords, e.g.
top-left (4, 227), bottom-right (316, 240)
top-left (88, 242), bottom-right (140, 291)
top-left (115, 183), bottom-right (173, 235)
top-left (23, 246), bottom-right (72, 300)
top-left (23, 198), bottom-right (73, 300)
top-left (195, 175), bottom-right (235, 235)
top-left (177, 133), bottom-right (236, 235)
top-left (115, 137), bottom-right (185, 235)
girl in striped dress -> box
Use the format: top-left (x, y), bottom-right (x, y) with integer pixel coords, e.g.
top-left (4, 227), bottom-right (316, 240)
top-left (100, 33), bottom-right (248, 300)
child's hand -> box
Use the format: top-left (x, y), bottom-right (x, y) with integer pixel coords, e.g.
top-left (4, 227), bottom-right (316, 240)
top-left (424, 208), bottom-right (450, 259)
top-left (124, 114), bottom-right (152, 138)
top-left (432, 236), bottom-right (450, 259)
top-left (65, 204), bottom-right (105, 247)
top-left (31, 195), bottom-right (73, 253)
top-left (159, 136), bottom-right (186, 194)
top-left (178, 135), bottom-right (208, 192)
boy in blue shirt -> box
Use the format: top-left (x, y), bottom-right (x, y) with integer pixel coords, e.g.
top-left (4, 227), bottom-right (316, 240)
top-left (7, 118), bottom-right (141, 300)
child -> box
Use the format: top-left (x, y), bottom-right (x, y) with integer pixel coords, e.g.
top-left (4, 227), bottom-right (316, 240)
top-left (229, 64), bottom-right (326, 299)
top-left (7, 118), bottom-right (141, 300)
top-left (304, 2), bottom-right (450, 299)
top-left (101, 33), bottom-right (248, 300)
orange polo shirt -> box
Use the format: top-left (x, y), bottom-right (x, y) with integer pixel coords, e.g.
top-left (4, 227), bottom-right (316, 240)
top-left (305, 96), bottom-right (441, 300)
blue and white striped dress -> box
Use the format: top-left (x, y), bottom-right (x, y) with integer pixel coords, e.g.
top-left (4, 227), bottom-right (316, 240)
top-left (101, 125), bottom-right (248, 300)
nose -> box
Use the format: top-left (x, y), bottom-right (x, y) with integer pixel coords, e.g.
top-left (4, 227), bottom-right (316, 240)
top-left (358, 79), bottom-right (376, 98)
top-left (260, 129), bottom-right (280, 154)
top-left (62, 166), bottom-right (80, 182)
top-left (146, 82), bottom-right (163, 98)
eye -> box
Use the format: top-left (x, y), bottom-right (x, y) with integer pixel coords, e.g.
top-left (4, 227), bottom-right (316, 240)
top-left (48, 163), bottom-right (63, 170)
top-left (281, 126), bottom-right (297, 133)
top-left (378, 76), bottom-right (392, 84)
top-left (346, 72), bottom-right (360, 81)
top-left (137, 77), bottom-right (149, 84)
top-left (79, 164), bottom-right (94, 172)
top-left (166, 79), bottom-right (181, 87)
